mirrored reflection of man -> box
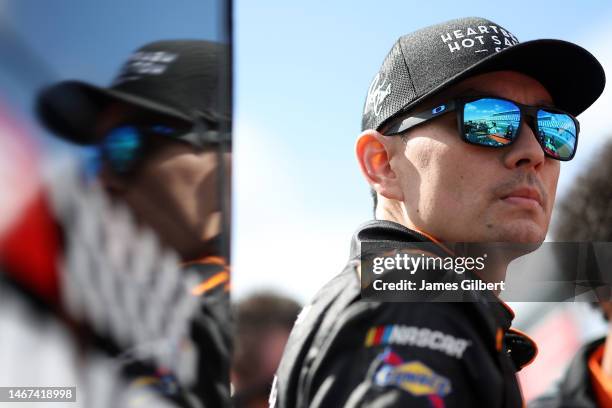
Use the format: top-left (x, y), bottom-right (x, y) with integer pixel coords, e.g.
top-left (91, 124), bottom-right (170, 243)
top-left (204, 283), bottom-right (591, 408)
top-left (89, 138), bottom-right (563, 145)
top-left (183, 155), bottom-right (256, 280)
top-left (1, 40), bottom-right (232, 408)
top-left (38, 40), bottom-right (231, 263)
top-left (271, 17), bottom-right (605, 408)
top-left (530, 141), bottom-right (612, 408)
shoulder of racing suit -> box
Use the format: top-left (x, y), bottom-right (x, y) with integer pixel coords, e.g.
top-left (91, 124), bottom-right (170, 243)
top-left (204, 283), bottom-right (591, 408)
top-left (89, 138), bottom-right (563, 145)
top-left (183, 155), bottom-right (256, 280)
top-left (272, 219), bottom-right (537, 408)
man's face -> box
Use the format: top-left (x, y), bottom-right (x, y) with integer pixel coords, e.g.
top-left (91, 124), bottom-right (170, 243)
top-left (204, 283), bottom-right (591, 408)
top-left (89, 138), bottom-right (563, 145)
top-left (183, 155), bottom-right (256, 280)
top-left (388, 71), bottom-right (559, 243)
top-left (96, 106), bottom-right (231, 260)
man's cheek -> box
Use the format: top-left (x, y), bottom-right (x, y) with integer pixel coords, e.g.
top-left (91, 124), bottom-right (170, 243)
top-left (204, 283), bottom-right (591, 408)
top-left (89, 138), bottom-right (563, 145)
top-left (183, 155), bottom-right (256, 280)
top-left (443, 174), bottom-right (473, 210)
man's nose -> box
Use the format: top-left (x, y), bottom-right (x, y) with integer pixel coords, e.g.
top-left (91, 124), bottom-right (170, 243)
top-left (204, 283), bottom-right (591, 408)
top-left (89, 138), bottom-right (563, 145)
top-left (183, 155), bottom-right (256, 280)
top-left (502, 121), bottom-right (545, 170)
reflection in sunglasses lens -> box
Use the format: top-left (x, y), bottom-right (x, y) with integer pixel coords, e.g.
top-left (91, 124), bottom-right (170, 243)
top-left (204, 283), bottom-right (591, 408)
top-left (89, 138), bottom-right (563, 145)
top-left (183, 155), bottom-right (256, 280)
top-left (463, 98), bottom-right (520, 147)
top-left (463, 98), bottom-right (520, 148)
top-left (537, 110), bottom-right (576, 160)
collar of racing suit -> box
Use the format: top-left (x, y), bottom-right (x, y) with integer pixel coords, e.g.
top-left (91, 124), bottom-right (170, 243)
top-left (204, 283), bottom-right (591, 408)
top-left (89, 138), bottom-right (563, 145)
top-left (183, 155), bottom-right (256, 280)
top-left (530, 337), bottom-right (607, 408)
top-left (349, 219), bottom-right (538, 371)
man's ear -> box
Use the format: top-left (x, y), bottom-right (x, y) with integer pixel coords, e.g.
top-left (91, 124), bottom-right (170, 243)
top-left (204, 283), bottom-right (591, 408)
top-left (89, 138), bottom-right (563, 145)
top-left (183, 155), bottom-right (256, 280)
top-left (356, 129), bottom-right (404, 202)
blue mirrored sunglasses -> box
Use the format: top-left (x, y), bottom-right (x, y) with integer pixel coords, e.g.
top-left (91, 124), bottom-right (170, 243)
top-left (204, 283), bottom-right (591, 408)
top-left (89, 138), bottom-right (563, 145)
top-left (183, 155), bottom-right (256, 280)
top-left (98, 121), bottom-right (231, 174)
top-left (99, 125), bottom-right (192, 174)
top-left (384, 96), bottom-right (580, 161)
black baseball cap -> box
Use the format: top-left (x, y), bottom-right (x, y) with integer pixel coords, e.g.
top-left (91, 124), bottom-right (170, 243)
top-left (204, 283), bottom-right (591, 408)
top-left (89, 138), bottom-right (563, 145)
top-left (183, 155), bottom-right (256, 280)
top-left (362, 17), bottom-right (606, 132)
top-left (37, 39), bottom-right (230, 145)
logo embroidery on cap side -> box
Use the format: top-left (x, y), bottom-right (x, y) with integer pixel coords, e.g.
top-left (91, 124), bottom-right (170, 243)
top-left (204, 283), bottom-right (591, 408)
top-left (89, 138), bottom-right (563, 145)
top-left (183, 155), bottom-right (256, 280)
top-left (373, 348), bottom-right (451, 406)
top-left (439, 25), bottom-right (519, 54)
top-left (365, 73), bottom-right (391, 117)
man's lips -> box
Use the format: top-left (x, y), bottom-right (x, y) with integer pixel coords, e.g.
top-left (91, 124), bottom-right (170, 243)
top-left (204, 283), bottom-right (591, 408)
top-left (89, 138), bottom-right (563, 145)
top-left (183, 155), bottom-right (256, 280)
top-left (500, 187), bottom-right (544, 209)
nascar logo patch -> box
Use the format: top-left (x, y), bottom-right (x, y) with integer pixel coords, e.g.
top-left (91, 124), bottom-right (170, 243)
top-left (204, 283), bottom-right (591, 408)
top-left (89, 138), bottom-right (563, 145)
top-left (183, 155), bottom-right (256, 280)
top-left (365, 325), bottom-right (471, 359)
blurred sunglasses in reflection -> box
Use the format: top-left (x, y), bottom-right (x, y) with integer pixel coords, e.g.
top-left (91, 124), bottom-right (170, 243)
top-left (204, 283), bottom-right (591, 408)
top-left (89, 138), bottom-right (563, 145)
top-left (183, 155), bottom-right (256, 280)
top-left (99, 121), bottom-right (230, 175)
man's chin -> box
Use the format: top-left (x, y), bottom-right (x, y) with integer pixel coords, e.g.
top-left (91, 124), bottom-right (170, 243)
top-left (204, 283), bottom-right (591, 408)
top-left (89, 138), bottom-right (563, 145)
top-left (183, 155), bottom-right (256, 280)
top-left (494, 221), bottom-right (546, 252)
top-left (469, 224), bottom-right (544, 266)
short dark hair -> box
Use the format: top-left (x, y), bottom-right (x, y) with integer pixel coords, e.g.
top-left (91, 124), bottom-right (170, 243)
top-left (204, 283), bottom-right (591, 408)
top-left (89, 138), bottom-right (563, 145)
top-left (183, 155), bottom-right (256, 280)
top-left (234, 291), bottom-right (301, 333)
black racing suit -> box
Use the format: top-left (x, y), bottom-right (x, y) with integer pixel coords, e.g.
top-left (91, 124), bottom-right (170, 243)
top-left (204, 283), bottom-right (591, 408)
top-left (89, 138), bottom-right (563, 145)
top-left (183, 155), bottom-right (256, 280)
top-left (529, 338), bottom-right (605, 408)
top-left (271, 220), bottom-right (536, 408)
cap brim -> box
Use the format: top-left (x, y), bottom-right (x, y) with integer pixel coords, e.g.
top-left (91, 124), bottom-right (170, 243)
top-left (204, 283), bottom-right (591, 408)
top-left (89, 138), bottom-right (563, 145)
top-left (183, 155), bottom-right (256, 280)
top-left (36, 81), bottom-right (193, 145)
top-left (396, 39), bottom-right (605, 123)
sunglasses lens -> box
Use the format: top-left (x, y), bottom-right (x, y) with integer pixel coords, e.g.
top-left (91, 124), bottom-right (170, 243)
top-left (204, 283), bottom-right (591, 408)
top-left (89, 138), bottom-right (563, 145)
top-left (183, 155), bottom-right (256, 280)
top-left (463, 98), bottom-right (520, 147)
top-left (101, 126), bottom-right (142, 173)
top-left (537, 110), bottom-right (577, 160)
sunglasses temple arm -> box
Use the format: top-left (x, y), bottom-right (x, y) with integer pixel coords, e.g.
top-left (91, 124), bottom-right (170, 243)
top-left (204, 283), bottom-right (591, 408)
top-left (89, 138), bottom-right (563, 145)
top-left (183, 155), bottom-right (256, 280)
top-left (385, 100), bottom-right (457, 135)
top-left (181, 120), bottom-right (232, 147)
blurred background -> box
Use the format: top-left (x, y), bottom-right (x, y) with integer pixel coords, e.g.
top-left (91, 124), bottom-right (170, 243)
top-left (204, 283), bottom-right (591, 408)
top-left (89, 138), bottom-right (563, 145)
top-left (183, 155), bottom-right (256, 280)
top-left (231, 0), bottom-right (612, 402)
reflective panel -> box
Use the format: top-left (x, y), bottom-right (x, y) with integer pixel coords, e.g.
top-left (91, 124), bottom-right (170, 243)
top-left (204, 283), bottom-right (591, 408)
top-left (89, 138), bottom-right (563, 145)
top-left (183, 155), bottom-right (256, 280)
top-left (463, 98), bottom-right (520, 147)
top-left (537, 109), bottom-right (577, 160)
